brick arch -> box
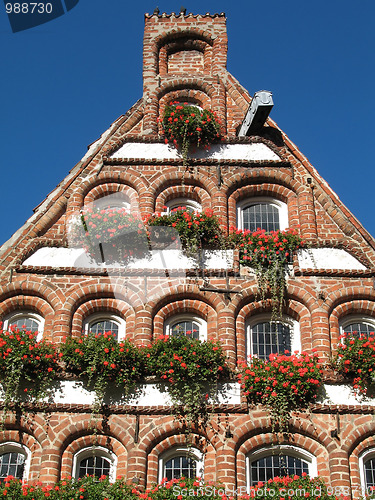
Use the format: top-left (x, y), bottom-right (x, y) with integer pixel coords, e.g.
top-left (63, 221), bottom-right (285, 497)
top-left (349, 434), bottom-right (375, 498)
top-left (235, 294), bottom-right (311, 362)
top-left (84, 183), bottom-right (139, 213)
top-left (236, 429), bottom-right (330, 490)
top-left (0, 429), bottom-right (43, 484)
top-left (154, 184), bottom-right (211, 213)
top-left (66, 170), bottom-right (148, 216)
top-left (0, 295), bottom-right (55, 340)
top-left (0, 280), bottom-right (63, 310)
top-left (149, 167), bottom-right (219, 203)
top-left (155, 27), bottom-right (215, 56)
top-left (153, 298), bottom-right (217, 339)
top-left (329, 299), bottom-right (375, 353)
top-left (71, 298), bottom-right (136, 340)
top-left (149, 286), bottom-right (226, 321)
top-left (55, 279), bottom-right (145, 340)
top-left (60, 433), bottom-right (128, 480)
top-left (146, 432), bottom-right (215, 487)
top-left (227, 181), bottom-right (296, 230)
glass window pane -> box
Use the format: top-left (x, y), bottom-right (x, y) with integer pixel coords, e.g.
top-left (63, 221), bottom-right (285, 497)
top-left (344, 323), bottom-right (373, 337)
top-left (10, 317), bottom-right (39, 332)
top-left (164, 455), bottom-right (197, 480)
top-left (78, 455), bottom-right (111, 479)
top-left (252, 322), bottom-right (291, 359)
top-left (0, 452), bottom-right (25, 481)
top-left (243, 204), bottom-right (280, 232)
top-left (250, 455), bottom-right (308, 485)
top-left (170, 321), bottom-right (200, 339)
top-left (365, 458), bottom-right (375, 489)
top-left (89, 320), bottom-right (119, 340)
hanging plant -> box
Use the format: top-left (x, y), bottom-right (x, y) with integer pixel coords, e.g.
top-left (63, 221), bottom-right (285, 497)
top-left (145, 335), bottom-right (231, 433)
top-left (70, 207), bottom-right (149, 265)
top-left (230, 227), bottom-right (304, 320)
top-left (0, 327), bottom-right (59, 423)
top-left (238, 351), bottom-right (322, 436)
top-left (335, 331), bottom-right (375, 396)
top-left (61, 332), bottom-right (145, 417)
top-left (147, 208), bottom-right (224, 257)
top-left (161, 102), bottom-right (222, 166)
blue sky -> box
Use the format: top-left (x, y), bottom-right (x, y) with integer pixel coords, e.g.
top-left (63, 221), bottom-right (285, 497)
top-left (0, 1), bottom-right (374, 246)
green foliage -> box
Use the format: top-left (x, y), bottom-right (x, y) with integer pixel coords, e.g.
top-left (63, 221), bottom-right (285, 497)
top-left (61, 332), bottom-right (145, 413)
top-left (148, 208), bottom-right (224, 256)
top-left (70, 207), bottom-right (149, 264)
top-left (230, 228), bottom-right (305, 320)
top-left (0, 475), bottom-right (135, 499)
top-left (0, 328), bottom-right (59, 421)
top-left (161, 103), bottom-right (221, 165)
top-left (145, 335), bottom-right (231, 429)
top-left (238, 352), bottom-right (322, 435)
top-left (335, 332), bottom-right (375, 395)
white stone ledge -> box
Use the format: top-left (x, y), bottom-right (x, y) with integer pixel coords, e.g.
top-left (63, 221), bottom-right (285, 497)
top-left (23, 248), bottom-right (234, 270)
top-left (43, 380), bottom-right (241, 406)
top-left (297, 248), bottom-right (366, 270)
top-left (110, 142), bottom-right (280, 162)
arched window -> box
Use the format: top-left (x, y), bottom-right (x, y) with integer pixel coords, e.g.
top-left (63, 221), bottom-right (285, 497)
top-left (93, 193), bottom-right (130, 212)
top-left (164, 315), bottom-right (207, 341)
top-left (3, 312), bottom-right (44, 341)
top-left (158, 447), bottom-right (203, 482)
top-left (83, 314), bottom-right (126, 342)
top-left (165, 198), bottom-right (202, 214)
top-left (340, 316), bottom-right (375, 338)
top-left (246, 316), bottom-right (300, 360)
top-left (73, 447), bottom-right (117, 482)
top-left (359, 449), bottom-right (375, 494)
top-left (237, 199), bottom-right (288, 233)
top-left (0, 442), bottom-right (30, 482)
top-left (247, 446), bottom-right (316, 489)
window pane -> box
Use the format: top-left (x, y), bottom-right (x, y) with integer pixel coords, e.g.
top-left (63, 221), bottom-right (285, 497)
top-left (170, 321), bottom-right (200, 339)
top-left (243, 204), bottom-right (280, 232)
top-left (344, 323), bottom-right (373, 337)
top-left (78, 455), bottom-right (111, 479)
top-left (164, 455), bottom-right (197, 480)
top-left (250, 455), bottom-right (308, 485)
top-left (89, 320), bottom-right (119, 340)
top-left (0, 452), bottom-right (25, 481)
top-left (252, 322), bottom-right (291, 359)
top-left (10, 317), bottom-right (39, 332)
top-left (365, 458), bottom-right (375, 489)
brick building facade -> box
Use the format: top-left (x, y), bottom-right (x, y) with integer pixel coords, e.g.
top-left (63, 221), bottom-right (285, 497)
top-left (1, 10), bottom-right (375, 495)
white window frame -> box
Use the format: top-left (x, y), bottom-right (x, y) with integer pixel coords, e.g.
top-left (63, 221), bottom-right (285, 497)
top-left (83, 313), bottom-right (126, 342)
top-left (93, 193), bottom-right (130, 212)
top-left (0, 441), bottom-right (31, 482)
top-left (3, 312), bottom-right (44, 341)
top-left (158, 446), bottom-right (203, 483)
top-left (245, 315), bottom-right (300, 361)
top-left (246, 445), bottom-right (317, 491)
top-left (164, 315), bottom-right (207, 341)
top-left (237, 198), bottom-right (288, 232)
top-left (72, 446), bottom-right (117, 483)
top-left (165, 198), bottom-right (202, 214)
top-left (359, 448), bottom-right (375, 496)
top-left (339, 315), bottom-right (375, 337)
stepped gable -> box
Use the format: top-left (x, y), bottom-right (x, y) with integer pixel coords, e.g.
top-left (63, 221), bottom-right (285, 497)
top-left (0, 9), bottom-right (375, 493)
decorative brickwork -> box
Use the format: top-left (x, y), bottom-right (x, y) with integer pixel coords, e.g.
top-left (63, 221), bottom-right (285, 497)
top-left (0, 8), bottom-right (374, 494)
